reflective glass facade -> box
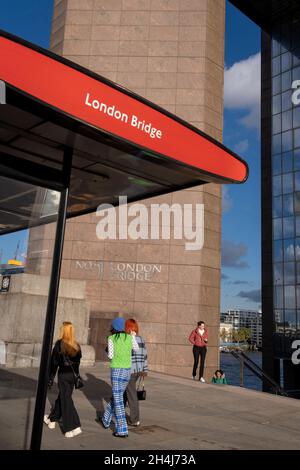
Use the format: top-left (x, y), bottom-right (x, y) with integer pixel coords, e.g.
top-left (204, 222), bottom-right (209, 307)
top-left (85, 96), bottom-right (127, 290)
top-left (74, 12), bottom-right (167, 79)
top-left (271, 15), bottom-right (300, 360)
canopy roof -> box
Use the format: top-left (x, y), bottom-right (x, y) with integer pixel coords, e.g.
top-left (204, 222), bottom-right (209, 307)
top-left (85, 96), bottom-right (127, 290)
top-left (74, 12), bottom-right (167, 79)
top-left (0, 30), bottom-right (248, 235)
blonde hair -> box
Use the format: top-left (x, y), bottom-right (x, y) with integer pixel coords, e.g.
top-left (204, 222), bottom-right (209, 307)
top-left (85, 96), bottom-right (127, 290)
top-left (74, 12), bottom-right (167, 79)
top-left (59, 321), bottom-right (80, 357)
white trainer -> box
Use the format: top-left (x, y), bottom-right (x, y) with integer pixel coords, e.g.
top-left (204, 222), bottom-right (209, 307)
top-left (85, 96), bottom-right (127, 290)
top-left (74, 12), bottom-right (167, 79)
top-left (72, 427), bottom-right (82, 436)
top-left (200, 377), bottom-right (206, 383)
top-left (44, 415), bottom-right (55, 429)
top-left (65, 431), bottom-right (74, 438)
top-left (43, 415), bottom-right (50, 425)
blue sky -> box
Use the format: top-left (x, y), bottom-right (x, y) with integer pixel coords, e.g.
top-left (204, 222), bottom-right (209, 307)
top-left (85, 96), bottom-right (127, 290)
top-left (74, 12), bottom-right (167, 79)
top-left (222, 2), bottom-right (261, 311)
top-left (0, 1), bottom-right (262, 312)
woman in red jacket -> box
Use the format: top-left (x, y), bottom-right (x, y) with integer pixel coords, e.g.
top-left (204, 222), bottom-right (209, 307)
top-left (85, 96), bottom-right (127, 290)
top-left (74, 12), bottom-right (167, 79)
top-left (188, 321), bottom-right (208, 382)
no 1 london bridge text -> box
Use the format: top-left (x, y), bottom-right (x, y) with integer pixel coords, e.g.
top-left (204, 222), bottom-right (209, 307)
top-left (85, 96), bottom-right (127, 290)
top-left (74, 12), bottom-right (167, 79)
top-left (85, 92), bottom-right (163, 140)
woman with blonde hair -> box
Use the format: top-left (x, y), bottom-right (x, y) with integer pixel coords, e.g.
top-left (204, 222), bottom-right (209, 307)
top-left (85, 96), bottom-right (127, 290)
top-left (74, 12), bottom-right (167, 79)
top-left (44, 321), bottom-right (82, 438)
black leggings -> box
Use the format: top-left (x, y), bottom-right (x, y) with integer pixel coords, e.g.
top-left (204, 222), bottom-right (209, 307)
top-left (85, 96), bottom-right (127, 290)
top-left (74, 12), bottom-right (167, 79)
top-left (192, 346), bottom-right (207, 379)
top-left (49, 371), bottom-right (81, 433)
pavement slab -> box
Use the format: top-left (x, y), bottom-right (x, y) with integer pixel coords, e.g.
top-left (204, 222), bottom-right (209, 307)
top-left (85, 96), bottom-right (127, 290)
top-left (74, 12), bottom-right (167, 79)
top-left (1, 362), bottom-right (300, 450)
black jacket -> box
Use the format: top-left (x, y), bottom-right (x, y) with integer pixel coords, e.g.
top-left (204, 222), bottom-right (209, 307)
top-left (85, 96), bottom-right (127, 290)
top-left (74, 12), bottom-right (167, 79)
top-left (49, 339), bottom-right (81, 381)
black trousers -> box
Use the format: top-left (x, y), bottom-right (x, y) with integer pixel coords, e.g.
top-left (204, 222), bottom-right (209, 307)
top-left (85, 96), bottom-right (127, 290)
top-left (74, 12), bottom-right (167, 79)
top-left (49, 371), bottom-right (81, 433)
top-left (126, 373), bottom-right (140, 424)
top-left (192, 346), bottom-right (207, 379)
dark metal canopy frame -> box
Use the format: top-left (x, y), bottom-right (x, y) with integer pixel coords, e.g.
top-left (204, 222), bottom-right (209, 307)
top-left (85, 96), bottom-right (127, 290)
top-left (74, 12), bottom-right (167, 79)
top-left (0, 29), bottom-right (248, 450)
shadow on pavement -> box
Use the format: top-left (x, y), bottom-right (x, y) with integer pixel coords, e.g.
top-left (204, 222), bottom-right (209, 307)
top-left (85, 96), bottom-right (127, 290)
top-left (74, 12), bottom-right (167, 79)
top-left (0, 368), bottom-right (38, 449)
top-left (81, 373), bottom-right (112, 423)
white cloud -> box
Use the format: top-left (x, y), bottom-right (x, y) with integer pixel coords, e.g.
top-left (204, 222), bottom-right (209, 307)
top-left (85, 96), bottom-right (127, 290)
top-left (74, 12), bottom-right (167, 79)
top-left (224, 53), bottom-right (261, 130)
top-left (222, 186), bottom-right (233, 213)
top-left (234, 139), bottom-right (249, 154)
top-left (222, 240), bottom-right (249, 269)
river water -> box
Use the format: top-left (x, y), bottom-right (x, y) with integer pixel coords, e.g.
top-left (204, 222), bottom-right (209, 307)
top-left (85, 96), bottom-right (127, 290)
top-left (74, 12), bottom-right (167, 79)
top-left (220, 351), bottom-right (262, 391)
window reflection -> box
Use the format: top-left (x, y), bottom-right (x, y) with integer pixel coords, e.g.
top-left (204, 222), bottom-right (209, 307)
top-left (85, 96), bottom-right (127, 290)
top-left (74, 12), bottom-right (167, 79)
top-left (272, 154), bottom-right (281, 174)
top-left (284, 238), bottom-right (294, 260)
top-left (272, 56), bottom-right (281, 76)
top-left (283, 216), bottom-right (294, 238)
top-left (273, 195), bottom-right (282, 217)
top-left (296, 215), bottom-right (300, 236)
top-left (281, 52), bottom-right (292, 72)
top-left (273, 175), bottom-right (282, 196)
top-left (282, 151), bottom-right (293, 173)
top-left (293, 48), bottom-right (300, 67)
top-left (295, 172), bottom-right (300, 191)
top-left (282, 91), bottom-right (292, 112)
top-left (272, 39), bottom-right (281, 57)
top-left (272, 75), bottom-right (281, 95)
top-left (273, 218), bottom-right (283, 239)
top-left (294, 192), bottom-right (300, 213)
top-left (272, 114), bottom-right (281, 134)
top-left (292, 65), bottom-right (300, 81)
top-left (274, 240), bottom-right (283, 261)
top-left (284, 285), bottom-right (296, 308)
top-left (281, 69), bottom-right (291, 91)
top-left (284, 309), bottom-right (297, 334)
top-left (282, 110), bottom-right (292, 132)
top-left (274, 285), bottom-right (284, 307)
top-left (275, 310), bottom-right (284, 333)
top-left (282, 130), bottom-right (293, 152)
top-left (297, 263), bottom-right (300, 284)
top-left (41, 190), bottom-right (60, 218)
top-left (282, 173), bottom-right (293, 193)
top-left (282, 194), bottom-right (293, 216)
top-left (293, 107), bottom-right (300, 129)
top-left (271, 23), bottom-right (300, 346)
top-left (272, 133), bottom-right (281, 153)
top-left (295, 148), bottom-right (300, 170)
top-left (284, 262), bottom-right (295, 284)
top-left (295, 128), bottom-right (300, 149)
top-left (274, 262), bottom-right (284, 284)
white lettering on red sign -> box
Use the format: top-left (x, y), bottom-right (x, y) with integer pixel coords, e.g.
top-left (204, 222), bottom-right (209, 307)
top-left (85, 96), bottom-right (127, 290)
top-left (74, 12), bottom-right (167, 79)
top-left (85, 92), bottom-right (163, 140)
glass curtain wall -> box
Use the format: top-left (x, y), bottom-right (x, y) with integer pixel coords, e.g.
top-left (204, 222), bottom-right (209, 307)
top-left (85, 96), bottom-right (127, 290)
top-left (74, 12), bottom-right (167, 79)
top-left (0, 176), bottom-right (60, 449)
top-left (271, 14), bottom-right (300, 360)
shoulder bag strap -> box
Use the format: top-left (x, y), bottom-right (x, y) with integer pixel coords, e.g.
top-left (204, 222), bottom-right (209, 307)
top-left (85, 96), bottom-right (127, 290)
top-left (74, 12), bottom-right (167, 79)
top-left (65, 355), bottom-right (79, 379)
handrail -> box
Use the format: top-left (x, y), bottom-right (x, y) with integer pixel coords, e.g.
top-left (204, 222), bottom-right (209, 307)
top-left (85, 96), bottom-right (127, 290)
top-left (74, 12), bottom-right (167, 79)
top-left (239, 351), bottom-right (283, 391)
top-left (230, 350), bottom-right (287, 396)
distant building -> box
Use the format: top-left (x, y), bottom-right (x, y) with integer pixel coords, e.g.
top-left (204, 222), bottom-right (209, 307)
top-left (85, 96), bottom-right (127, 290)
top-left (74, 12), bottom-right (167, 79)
top-left (219, 322), bottom-right (233, 343)
top-left (221, 309), bottom-right (262, 347)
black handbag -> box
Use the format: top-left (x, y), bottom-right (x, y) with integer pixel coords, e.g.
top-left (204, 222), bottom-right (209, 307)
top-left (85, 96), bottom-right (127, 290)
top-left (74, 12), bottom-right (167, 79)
top-left (65, 356), bottom-right (84, 389)
top-left (137, 377), bottom-right (146, 400)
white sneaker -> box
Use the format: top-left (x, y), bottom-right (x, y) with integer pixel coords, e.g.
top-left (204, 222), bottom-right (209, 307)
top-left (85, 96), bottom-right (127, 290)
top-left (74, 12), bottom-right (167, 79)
top-left (72, 427), bottom-right (82, 436)
top-left (65, 431), bottom-right (74, 438)
top-left (44, 415), bottom-right (55, 429)
top-left (200, 377), bottom-right (206, 383)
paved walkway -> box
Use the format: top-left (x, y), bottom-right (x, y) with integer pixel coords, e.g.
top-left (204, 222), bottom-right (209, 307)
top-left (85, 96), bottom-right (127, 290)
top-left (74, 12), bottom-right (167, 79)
top-left (1, 361), bottom-right (300, 450)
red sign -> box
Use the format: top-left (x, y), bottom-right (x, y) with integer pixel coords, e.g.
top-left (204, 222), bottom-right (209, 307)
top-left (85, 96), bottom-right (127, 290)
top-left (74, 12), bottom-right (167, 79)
top-left (0, 34), bottom-right (248, 183)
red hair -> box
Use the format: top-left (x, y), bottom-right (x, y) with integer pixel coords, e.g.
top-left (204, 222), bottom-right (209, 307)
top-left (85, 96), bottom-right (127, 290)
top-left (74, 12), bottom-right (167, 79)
top-left (125, 318), bottom-right (139, 334)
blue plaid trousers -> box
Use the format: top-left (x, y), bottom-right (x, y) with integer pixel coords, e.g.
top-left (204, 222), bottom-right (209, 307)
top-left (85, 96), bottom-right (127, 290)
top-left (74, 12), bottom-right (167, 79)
top-left (102, 368), bottom-right (131, 435)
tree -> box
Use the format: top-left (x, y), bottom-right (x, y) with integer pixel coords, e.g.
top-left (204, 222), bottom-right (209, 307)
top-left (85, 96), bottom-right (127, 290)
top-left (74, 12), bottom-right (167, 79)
top-left (232, 329), bottom-right (239, 343)
top-left (220, 328), bottom-right (227, 342)
top-left (232, 328), bottom-right (251, 343)
top-left (238, 327), bottom-right (251, 343)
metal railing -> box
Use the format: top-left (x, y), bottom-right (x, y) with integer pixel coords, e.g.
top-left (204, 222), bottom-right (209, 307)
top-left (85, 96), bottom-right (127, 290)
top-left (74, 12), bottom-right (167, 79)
top-left (230, 350), bottom-right (288, 396)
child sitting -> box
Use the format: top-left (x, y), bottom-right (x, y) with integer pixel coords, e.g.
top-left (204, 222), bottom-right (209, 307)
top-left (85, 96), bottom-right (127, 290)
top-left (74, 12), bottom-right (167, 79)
top-left (212, 369), bottom-right (227, 384)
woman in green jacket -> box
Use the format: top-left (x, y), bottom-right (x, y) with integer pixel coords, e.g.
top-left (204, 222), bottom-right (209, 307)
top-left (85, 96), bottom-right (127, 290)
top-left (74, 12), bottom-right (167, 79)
top-left (212, 369), bottom-right (227, 384)
top-left (101, 317), bottom-right (139, 438)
